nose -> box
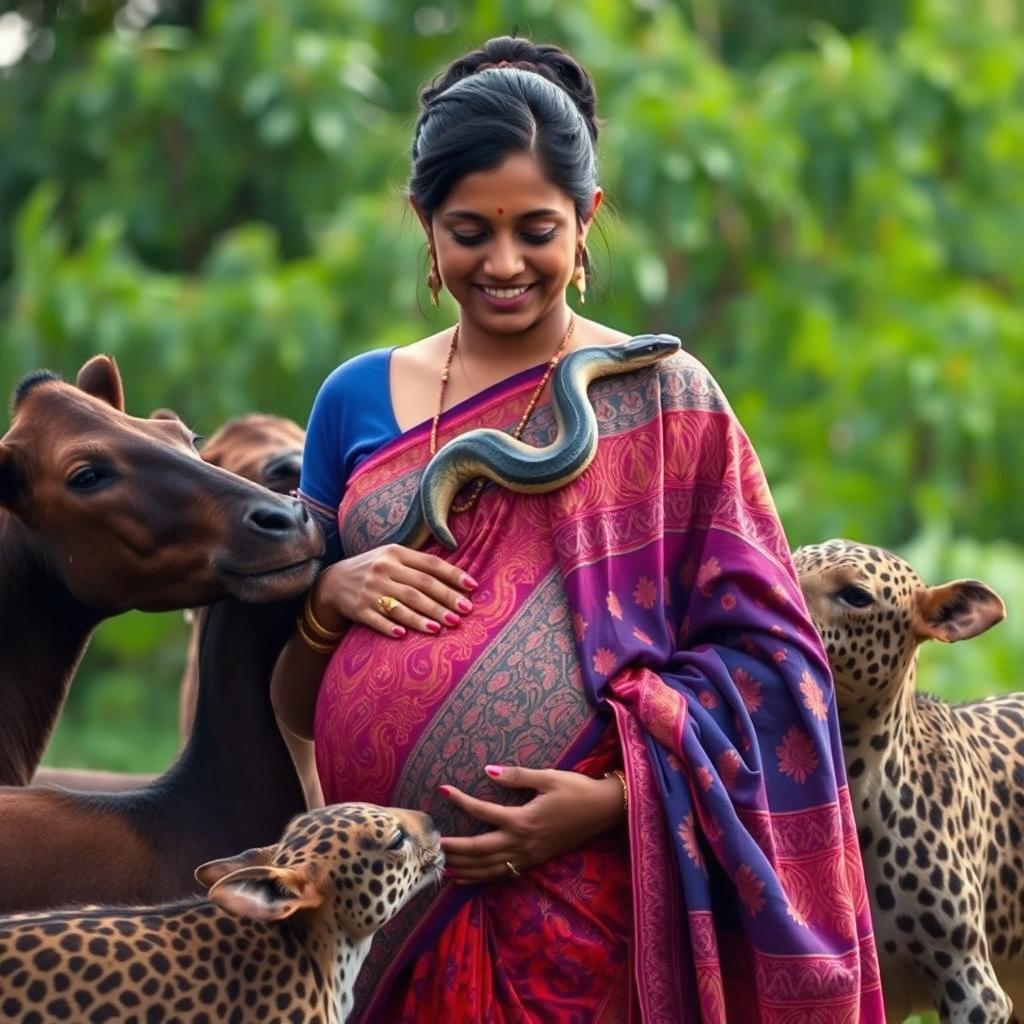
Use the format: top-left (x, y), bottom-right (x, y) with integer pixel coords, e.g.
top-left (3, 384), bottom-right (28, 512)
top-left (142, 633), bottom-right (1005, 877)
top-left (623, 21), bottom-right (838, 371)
top-left (483, 233), bottom-right (526, 280)
top-left (244, 496), bottom-right (310, 537)
top-left (262, 450), bottom-right (303, 493)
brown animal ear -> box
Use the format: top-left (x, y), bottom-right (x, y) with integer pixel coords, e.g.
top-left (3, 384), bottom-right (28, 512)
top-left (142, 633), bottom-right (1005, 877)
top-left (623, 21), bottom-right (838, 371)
top-left (0, 445), bottom-right (25, 510)
top-left (913, 579), bottom-right (1006, 643)
top-left (76, 355), bottom-right (125, 412)
top-left (194, 844), bottom-right (275, 887)
top-left (207, 865), bottom-right (323, 922)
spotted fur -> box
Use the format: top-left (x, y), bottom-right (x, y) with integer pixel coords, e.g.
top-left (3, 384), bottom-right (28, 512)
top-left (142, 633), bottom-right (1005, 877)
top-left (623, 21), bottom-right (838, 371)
top-left (795, 539), bottom-right (1020, 1024)
top-left (0, 803), bottom-right (442, 1023)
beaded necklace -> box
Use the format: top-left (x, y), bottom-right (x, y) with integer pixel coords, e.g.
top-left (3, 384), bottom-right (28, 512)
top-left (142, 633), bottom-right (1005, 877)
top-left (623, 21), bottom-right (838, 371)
top-left (429, 314), bottom-right (576, 514)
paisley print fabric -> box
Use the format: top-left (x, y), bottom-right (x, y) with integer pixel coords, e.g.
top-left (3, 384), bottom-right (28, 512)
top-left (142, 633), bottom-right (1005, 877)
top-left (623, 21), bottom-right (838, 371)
top-left (313, 349), bottom-right (885, 1022)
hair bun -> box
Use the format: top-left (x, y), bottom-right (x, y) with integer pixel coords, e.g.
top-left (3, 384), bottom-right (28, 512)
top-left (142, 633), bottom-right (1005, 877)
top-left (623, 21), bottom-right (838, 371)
top-left (420, 36), bottom-right (599, 143)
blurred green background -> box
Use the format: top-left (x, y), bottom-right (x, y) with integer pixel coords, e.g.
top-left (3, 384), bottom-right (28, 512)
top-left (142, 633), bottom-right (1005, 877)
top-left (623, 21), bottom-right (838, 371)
top-left (3, 4), bottom-right (1019, 1016)
top-left (1, 0), bottom-right (1021, 865)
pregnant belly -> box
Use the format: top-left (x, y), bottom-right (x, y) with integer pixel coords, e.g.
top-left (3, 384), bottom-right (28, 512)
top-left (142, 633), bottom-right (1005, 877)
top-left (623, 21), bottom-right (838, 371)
top-left (313, 571), bottom-right (595, 826)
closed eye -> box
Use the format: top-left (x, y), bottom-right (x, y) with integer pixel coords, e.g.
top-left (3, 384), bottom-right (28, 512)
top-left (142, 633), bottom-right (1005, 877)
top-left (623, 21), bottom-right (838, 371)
top-left (386, 830), bottom-right (406, 852)
top-left (449, 228), bottom-right (558, 246)
top-left (836, 585), bottom-right (874, 608)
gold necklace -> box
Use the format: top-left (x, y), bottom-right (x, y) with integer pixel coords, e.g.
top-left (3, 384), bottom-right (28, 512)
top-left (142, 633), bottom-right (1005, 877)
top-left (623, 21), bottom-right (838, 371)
top-left (430, 314), bottom-right (576, 514)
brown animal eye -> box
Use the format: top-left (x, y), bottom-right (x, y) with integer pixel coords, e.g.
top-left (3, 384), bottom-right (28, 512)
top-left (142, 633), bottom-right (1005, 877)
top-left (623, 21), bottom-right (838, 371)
top-left (837, 585), bottom-right (874, 608)
top-left (67, 466), bottom-right (115, 492)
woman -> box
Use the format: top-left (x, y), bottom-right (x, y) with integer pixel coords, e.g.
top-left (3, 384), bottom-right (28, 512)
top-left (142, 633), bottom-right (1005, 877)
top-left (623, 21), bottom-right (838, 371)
top-left (273, 36), bottom-right (885, 1023)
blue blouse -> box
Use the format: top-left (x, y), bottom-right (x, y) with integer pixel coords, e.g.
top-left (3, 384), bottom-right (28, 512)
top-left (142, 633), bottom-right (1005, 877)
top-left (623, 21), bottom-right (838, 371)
top-left (299, 347), bottom-right (401, 523)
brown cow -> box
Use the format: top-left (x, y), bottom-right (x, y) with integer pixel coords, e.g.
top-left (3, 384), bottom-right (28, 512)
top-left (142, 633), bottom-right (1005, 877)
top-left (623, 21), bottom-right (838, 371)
top-left (32, 413), bottom-right (307, 791)
top-left (0, 356), bottom-right (322, 787)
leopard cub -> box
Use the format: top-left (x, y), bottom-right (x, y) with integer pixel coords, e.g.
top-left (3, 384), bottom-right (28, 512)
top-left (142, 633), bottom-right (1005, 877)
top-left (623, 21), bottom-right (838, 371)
top-left (0, 802), bottom-right (442, 1024)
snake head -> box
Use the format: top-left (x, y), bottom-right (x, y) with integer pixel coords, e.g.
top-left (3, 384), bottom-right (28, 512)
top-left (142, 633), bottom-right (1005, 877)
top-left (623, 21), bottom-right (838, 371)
top-left (620, 334), bottom-right (681, 364)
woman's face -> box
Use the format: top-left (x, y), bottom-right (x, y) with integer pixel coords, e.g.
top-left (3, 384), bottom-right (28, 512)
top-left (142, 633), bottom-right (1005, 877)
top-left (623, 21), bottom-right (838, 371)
top-left (424, 151), bottom-right (600, 335)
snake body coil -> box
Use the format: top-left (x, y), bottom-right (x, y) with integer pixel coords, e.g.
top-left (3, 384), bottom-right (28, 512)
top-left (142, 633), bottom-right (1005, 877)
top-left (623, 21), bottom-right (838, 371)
top-left (375, 334), bottom-right (681, 552)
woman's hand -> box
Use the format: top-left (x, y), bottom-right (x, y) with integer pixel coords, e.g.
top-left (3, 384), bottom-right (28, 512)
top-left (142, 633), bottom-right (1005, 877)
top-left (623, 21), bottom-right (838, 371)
top-left (439, 765), bottom-right (626, 883)
top-left (312, 544), bottom-right (476, 638)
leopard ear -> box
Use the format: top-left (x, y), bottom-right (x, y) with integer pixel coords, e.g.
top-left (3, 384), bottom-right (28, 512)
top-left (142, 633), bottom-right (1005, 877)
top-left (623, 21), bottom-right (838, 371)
top-left (76, 355), bottom-right (125, 412)
top-left (194, 845), bottom-right (275, 888)
top-left (913, 580), bottom-right (1005, 643)
top-left (207, 865), bottom-right (322, 922)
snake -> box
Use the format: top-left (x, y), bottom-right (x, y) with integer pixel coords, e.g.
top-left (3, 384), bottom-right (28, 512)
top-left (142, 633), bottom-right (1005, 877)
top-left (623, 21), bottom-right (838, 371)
top-left (373, 333), bottom-right (681, 552)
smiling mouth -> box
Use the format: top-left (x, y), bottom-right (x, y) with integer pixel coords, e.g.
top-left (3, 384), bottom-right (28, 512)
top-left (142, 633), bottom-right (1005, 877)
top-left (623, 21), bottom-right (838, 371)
top-left (476, 284), bottom-right (535, 300)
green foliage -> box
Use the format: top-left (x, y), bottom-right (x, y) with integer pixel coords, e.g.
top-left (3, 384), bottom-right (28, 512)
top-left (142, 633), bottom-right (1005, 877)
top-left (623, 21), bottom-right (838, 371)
top-left (0, 0), bottom-right (1021, 827)
top-left (43, 612), bottom-right (188, 772)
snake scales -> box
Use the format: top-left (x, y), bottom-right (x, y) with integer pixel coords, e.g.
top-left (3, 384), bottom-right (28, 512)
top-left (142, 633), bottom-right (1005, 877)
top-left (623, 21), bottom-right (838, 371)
top-left (366, 333), bottom-right (681, 552)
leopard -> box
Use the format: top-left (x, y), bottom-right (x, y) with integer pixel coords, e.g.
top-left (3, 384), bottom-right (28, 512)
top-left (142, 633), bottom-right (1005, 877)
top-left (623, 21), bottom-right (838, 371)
top-left (794, 538), bottom-right (1022, 1024)
top-left (0, 802), bottom-right (443, 1024)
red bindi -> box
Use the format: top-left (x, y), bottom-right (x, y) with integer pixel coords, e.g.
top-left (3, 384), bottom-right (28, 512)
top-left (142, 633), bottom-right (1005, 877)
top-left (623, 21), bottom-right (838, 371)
top-left (497, 208), bottom-right (504, 215)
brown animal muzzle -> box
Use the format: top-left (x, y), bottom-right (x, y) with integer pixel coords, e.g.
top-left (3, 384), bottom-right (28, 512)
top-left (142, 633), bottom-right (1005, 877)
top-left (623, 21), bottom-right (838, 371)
top-left (213, 491), bottom-right (323, 601)
top-left (244, 496), bottom-right (311, 537)
top-left (261, 450), bottom-right (303, 494)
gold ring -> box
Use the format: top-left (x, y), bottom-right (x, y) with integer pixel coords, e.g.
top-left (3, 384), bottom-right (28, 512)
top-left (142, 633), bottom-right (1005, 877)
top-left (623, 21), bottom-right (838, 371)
top-left (377, 595), bottom-right (398, 617)
top-left (505, 860), bottom-right (521, 877)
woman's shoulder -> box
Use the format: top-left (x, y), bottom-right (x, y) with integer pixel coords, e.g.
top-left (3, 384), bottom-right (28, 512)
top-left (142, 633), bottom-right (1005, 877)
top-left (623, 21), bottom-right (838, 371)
top-left (318, 346), bottom-right (394, 399)
top-left (585, 322), bottom-right (721, 390)
top-left (655, 343), bottom-right (732, 414)
top-left (389, 329), bottom-right (450, 373)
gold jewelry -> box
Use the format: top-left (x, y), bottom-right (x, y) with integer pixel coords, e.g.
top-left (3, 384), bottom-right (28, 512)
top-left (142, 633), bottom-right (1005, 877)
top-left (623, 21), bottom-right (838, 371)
top-left (430, 314), bottom-right (576, 515)
top-left (376, 594), bottom-right (399, 617)
top-left (572, 247), bottom-right (587, 304)
top-left (604, 769), bottom-right (628, 812)
top-left (505, 860), bottom-right (521, 877)
top-left (303, 592), bottom-right (345, 643)
top-left (295, 617), bottom-right (337, 656)
top-left (427, 253), bottom-right (442, 308)
top-left (295, 590), bottom-right (344, 655)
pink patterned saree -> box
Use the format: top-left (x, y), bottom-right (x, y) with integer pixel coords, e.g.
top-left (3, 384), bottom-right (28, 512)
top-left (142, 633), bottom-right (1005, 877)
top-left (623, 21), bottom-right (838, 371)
top-left (313, 348), bottom-right (885, 1023)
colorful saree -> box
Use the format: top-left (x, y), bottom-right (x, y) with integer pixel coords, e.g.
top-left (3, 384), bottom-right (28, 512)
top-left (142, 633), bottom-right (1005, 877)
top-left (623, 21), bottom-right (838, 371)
top-left (313, 348), bottom-right (885, 1023)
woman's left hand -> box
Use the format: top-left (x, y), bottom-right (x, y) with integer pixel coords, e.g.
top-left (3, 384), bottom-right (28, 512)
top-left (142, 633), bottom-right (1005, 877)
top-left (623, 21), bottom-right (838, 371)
top-left (439, 765), bottom-right (625, 884)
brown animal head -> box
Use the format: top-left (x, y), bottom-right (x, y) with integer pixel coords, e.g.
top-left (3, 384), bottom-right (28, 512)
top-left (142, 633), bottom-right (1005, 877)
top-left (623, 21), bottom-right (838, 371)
top-left (0, 355), bottom-right (323, 610)
top-left (793, 539), bottom-right (1005, 711)
top-left (196, 803), bottom-right (444, 940)
top-left (198, 413), bottom-right (304, 495)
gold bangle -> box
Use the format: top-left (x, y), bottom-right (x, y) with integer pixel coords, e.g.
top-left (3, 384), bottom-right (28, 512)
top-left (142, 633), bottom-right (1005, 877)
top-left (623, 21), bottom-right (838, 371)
top-left (303, 592), bottom-right (345, 642)
top-left (604, 769), bottom-right (628, 812)
top-left (295, 616), bottom-right (337, 656)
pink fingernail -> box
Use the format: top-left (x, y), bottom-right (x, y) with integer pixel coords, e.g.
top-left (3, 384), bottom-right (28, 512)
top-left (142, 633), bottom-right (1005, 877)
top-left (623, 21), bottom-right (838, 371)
top-left (443, 612), bottom-right (460, 626)
top-left (425, 620), bottom-right (441, 634)
top-left (391, 626), bottom-right (406, 638)
top-left (462, 575), bottom-right (478, 590)
top-left (484, 765), bottom-right (503, 778)
top-left (438, 785), bottom-right (452, 797)
top-left (456, 598), bottom-right (473, 614)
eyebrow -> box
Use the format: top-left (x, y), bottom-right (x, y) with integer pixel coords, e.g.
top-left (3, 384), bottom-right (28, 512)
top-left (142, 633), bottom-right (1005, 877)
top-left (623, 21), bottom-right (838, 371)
top-left (442, 208), bottom-right (563, 221)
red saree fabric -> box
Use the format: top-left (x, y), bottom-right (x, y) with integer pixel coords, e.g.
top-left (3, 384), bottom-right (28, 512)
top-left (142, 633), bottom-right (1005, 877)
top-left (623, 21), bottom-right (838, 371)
top-left (313, 348), bottom-right (885, 1023)
top-left (391, 733), bottom-right (636, 1022)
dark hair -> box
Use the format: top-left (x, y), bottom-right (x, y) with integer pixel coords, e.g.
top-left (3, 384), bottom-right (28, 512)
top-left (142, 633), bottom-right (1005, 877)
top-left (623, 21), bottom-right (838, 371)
top-left (409, 37), bottom-right (600, 223)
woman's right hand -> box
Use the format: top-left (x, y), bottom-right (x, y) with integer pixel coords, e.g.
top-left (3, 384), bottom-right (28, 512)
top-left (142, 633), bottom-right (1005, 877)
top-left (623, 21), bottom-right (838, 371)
top-left (311, 545), bottom-right (477, 638)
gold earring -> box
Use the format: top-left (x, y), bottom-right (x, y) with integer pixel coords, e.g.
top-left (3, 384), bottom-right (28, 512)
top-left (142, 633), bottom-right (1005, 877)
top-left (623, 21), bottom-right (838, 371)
top-left (572, 252), bottom-right (587, 305)
top-left (427, 253), bottom-right (441, 308)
